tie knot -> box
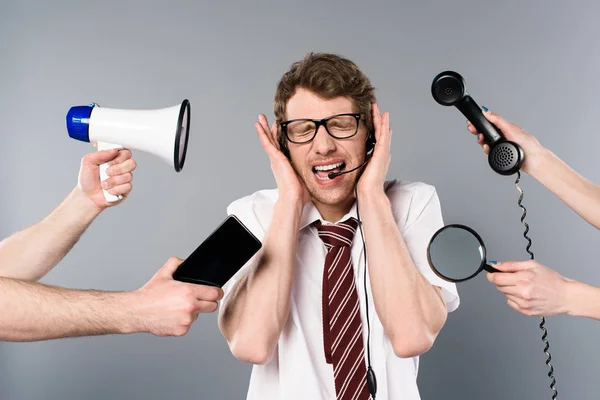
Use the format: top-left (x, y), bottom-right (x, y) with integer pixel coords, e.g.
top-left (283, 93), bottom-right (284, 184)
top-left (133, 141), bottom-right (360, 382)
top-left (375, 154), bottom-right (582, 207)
top-left (315, 218), bottom-right (358, 248)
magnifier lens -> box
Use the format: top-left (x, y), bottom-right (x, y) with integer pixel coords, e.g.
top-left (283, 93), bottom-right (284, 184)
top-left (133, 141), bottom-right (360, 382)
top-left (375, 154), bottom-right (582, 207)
top-left (428, 225), bottom-right (486, 282)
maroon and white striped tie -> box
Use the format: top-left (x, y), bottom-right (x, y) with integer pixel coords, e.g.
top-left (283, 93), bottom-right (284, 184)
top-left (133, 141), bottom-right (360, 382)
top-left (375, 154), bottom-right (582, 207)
top-left (316, 218), bottom-right (370, 400)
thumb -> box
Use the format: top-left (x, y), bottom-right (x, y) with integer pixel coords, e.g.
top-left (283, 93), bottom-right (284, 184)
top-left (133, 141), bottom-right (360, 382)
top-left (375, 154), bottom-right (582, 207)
top-left (157, 256), bottom-right (184, 278)
top-left (83, 149), bottom-right (120, 166)
top-left (490, 260), bottom-right (532, 272)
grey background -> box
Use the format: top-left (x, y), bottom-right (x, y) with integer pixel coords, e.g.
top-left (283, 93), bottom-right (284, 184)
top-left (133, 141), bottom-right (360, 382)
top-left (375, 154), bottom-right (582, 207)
top-left (1, 0), bottom-right (599, 399)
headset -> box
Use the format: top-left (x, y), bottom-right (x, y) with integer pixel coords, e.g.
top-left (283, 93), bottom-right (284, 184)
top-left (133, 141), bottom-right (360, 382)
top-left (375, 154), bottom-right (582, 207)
top-left (431, 70), bottom-right (524, 176)
top-left (278, 118), bottom-right (379, 398)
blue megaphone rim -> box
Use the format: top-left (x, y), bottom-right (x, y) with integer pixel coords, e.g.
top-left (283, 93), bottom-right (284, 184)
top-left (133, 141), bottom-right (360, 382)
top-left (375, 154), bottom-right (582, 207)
top-left (66, 102), bottom-right (99, 142)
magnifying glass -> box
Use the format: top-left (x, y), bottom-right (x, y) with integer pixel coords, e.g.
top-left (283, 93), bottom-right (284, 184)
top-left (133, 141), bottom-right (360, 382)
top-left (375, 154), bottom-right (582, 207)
top-left (427, 224), bottom-right (499, 282)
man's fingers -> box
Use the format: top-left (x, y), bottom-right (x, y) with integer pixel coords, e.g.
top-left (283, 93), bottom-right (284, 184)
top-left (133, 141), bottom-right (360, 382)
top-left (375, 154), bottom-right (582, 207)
top-left (102, 172), bottom-right (132, 190)
top-left (270, 121), bottom-right (281, 150)
top-left (372, 103), bottom-right (382, 137)
top-left (193, 285), bottom-right (224, 302)
top-left (377, 110), bottom-right (391, 148)
top-left (196, 300), bottom-right (219, 313)
top-left (255, 121), bottom-right (279, 158)
top-left (107, 149), bottom-right (132, 166)
top-left (258, 114), bottom-right (275, 145)
top-left (159, 256), bottom-right (184, 277)
top-left (83, 149), bottom-right (120, 166)
top-left (106, 159), bottom-right (137, 176)
top-left (106, 183), bottom-right (132, 196)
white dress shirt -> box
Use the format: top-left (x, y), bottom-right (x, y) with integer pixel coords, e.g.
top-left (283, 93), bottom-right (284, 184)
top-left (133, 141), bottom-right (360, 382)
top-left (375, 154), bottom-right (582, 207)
top-left (222, 179), bottom-right (460, 400)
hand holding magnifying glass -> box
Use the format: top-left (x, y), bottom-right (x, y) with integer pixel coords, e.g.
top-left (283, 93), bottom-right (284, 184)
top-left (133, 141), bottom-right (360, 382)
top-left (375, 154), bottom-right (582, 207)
top-left (427, 224), bottom-right (499, 282)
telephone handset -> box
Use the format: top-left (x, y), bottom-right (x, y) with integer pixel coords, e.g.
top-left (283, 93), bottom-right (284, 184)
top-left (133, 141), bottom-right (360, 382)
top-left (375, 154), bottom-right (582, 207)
top-left (431, 70), bottom-right (525, 176)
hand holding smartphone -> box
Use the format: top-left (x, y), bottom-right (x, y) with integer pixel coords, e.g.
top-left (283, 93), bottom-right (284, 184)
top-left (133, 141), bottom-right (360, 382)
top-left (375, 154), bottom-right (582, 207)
top-left (173, 215), bottom-right (261, 288)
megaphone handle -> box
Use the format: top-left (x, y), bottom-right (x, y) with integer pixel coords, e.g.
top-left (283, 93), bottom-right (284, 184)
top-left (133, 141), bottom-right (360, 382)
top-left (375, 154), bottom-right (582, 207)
top-left (97, 141), bottom-right (124, 203)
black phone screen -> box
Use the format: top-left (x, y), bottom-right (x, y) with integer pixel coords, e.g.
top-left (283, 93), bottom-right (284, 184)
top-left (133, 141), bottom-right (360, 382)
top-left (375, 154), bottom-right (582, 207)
top-left (173, 215), bottom-right (262, 288)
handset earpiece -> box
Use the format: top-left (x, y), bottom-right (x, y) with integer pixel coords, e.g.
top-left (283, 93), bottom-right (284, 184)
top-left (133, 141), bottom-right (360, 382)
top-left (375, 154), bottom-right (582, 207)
top-left (431, 70), bottom-right (524, 176)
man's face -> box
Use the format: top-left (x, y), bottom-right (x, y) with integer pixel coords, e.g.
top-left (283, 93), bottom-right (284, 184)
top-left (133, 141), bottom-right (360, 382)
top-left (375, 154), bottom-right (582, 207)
top-left (284, 88), bottom-right (368, 208)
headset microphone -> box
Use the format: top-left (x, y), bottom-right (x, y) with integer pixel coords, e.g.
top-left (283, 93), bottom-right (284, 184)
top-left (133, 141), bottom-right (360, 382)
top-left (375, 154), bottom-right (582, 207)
top-left (327, 131), bottom-right (376, 179)
top-left (327, 158), bottom-right (369, 179)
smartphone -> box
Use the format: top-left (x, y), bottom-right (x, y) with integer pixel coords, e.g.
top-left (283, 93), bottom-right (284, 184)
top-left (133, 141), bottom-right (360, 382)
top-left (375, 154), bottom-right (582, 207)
top-left (173, 215), bottom-right (262, 288)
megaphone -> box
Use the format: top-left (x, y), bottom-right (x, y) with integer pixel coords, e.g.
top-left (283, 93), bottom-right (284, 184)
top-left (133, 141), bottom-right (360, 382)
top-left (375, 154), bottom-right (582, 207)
top-left (66, 100), bottom-right (191, 202)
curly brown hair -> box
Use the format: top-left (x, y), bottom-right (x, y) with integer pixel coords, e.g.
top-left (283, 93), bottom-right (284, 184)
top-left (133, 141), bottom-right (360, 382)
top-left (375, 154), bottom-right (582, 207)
top-left (273, 53), bottom-right (376, 143)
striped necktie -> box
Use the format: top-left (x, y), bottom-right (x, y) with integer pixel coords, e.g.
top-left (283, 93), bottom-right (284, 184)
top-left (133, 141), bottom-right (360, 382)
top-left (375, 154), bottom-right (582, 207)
top-left (316, 218), bottom-right (370, 400)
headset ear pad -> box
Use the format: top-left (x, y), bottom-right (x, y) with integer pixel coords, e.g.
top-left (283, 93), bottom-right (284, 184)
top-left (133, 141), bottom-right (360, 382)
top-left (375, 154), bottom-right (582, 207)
top-left (366, 128), bottom-right (376, 156)
top-left (277, 124), bottom-right (291, 160)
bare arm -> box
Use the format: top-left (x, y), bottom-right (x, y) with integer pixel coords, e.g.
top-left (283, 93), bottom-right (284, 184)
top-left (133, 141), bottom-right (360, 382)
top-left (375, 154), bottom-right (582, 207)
top-left (469, 111), bottom-right (600, 230)
top-left (357, 104), bottom-right (446, 358)
top-left (0, 276), bottom-right (134, 341)
top-left (218, 198), bottom-right (302, 364)
top-left (0, 257), bottom-right (223, 342)
top-left (358, 189), bottom-right (447, 358)
top-left (528, 148), bottom-right (600, 230)
top-left (0, 149), bottom-right (136, 281)
top-left (0, 189), bottom-right (101, 280)
top-left (488, 260), bottom-right (600, 320)
top-left (218, 114), bottom-right (306, 365)
top-left (567, 279), bottom-right (600, 320)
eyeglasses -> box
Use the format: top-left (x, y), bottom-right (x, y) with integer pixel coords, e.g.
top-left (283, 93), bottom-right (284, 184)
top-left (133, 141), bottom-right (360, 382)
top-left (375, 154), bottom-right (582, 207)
top-left (280, 113), bottom-right (362, 144)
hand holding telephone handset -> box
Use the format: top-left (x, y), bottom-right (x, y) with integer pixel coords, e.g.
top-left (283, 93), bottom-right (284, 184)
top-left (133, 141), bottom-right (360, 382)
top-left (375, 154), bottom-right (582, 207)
top-left (430, 71), bottom-right (558, 399)
top-left (431, 71), bottom-right (524, 176)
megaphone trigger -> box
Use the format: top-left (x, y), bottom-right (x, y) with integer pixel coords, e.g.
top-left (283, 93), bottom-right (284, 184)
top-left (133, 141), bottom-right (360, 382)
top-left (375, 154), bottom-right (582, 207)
top-left (97, 141), bottom-right (125, 203)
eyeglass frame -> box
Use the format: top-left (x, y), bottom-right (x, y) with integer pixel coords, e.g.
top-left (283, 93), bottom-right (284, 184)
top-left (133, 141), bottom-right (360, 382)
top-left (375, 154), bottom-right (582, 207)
top-left (279, 113), bottom-right (364, 144)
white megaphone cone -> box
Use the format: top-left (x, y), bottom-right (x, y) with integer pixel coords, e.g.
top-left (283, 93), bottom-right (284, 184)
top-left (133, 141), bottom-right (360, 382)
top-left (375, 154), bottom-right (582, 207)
top-left (66, 100), bottom-right (191, 202)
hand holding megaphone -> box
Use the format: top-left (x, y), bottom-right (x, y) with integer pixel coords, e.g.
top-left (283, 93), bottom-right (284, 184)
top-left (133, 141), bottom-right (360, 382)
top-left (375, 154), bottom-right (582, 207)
top-left (77, 148), bottom-right (136, 208)
top-left (66, 100), bottom-right (191, 202)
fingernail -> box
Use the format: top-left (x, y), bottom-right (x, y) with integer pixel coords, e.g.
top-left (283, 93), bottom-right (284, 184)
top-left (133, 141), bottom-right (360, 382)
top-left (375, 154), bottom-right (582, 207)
top-left (101, 181), bottom-right (108, 189)
top-left (488, 260), bottom-right (497, 265)
top-left (481, 106), bottom-right (489, 112)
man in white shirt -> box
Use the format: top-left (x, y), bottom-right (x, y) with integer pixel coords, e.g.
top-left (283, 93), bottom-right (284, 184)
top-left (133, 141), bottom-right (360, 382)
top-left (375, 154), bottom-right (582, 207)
top-left (218, 52), bottom-right (460, 399)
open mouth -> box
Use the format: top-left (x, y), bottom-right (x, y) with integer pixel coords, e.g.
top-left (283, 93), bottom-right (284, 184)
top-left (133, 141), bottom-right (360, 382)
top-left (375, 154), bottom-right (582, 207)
top-left (312, 161), bottom-right (346, 181)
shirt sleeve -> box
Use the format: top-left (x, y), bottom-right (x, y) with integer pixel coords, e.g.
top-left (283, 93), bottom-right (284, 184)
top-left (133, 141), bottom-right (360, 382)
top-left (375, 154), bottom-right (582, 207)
top-left (400, 184), bottom-right (460, 313)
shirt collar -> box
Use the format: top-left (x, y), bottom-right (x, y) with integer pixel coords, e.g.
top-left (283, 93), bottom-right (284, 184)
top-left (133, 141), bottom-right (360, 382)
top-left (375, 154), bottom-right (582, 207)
top-left (299, 200), bottom-right (359, 230)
